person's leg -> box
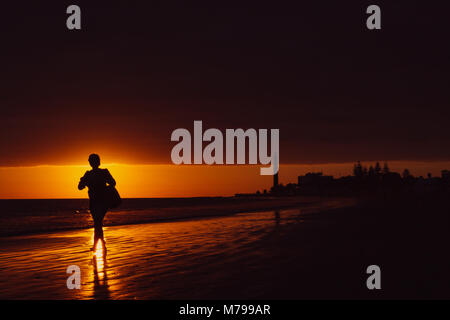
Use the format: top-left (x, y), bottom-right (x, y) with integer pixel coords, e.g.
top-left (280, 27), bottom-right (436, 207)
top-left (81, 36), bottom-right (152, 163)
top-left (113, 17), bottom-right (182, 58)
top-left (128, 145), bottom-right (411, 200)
top-left (93, 216), bottom-right (102, 246)
top-left (100, 210), bottom-right (107, 254)
top-left (90, 208), bottom-right (103, 250)
top-left (93, 210), bottom-right (107, 254)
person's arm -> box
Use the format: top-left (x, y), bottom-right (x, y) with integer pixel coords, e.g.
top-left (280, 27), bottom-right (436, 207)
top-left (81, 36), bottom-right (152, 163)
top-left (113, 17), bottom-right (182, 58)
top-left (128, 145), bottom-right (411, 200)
top-left (78, 172), bottom-right (88, 190)
top-left (105, 169), bottom-right (116, 187)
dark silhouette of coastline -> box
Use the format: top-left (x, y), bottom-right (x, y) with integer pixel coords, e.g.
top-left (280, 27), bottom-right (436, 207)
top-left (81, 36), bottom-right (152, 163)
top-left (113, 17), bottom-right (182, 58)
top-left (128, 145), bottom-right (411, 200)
top-left (246, 161), bottom-right (450, 197)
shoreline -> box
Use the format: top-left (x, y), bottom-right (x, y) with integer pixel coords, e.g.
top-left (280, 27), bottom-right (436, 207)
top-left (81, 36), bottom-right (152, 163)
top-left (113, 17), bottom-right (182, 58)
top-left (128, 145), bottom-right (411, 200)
top-left (0, 196), bottom-right (354, 238)
top-left (0, 197), bottom-right (356, 299)
top-left (1, 194), bottom-right (449, 299)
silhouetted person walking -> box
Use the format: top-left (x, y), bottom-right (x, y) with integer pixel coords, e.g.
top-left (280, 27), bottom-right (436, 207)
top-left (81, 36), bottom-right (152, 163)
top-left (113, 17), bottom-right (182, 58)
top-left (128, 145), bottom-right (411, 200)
top-left (78, 154), bottom-right (116, 255)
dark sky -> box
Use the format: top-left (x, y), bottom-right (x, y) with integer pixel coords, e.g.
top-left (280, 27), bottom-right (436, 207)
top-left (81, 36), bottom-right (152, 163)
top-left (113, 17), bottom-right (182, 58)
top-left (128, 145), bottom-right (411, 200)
top-left (1, 1), bottom-right (449, 166)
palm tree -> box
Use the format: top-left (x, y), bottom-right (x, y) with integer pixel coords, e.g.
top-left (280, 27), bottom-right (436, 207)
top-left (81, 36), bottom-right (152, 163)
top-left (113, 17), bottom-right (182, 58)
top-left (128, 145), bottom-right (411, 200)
top-left (382, 162), bottom-right (390, 175)
top-left (375, 162), bottom-right (381, 176)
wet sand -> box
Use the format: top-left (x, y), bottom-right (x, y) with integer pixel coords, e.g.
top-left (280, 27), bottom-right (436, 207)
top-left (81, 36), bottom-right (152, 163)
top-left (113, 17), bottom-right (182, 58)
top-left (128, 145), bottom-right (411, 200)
top-left (4, 194), bottom-right (450, 300)
top-left (0, 198), bottom-right (356, 299)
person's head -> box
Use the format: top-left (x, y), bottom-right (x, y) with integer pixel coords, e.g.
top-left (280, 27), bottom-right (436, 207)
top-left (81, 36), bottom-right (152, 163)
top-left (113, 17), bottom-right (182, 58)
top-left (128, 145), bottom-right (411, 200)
top-left (88, 153), bottom-right (101, 169)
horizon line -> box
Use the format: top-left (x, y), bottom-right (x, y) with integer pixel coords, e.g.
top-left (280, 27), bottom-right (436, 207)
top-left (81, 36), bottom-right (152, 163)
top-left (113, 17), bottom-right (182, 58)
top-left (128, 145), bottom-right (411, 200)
top-left (1, 159), bottom-right (450, 169)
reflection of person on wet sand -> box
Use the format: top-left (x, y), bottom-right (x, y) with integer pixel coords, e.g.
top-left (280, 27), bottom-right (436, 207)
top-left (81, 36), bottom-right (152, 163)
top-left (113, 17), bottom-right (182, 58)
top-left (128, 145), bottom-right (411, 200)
top-left (78, 154), bottom-right (116, 255)
top-left (92, 255), bottom-right (110, 299)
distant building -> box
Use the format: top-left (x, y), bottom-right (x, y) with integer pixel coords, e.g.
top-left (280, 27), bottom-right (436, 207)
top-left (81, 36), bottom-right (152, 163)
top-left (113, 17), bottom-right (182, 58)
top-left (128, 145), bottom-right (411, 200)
top-left (298, 172), bottom-right (333, 186)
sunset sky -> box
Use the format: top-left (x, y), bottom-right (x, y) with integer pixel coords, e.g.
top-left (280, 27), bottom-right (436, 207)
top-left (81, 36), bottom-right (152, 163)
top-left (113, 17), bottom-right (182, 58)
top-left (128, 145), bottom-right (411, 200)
top-left (1, 2), bottom-right (449, 198)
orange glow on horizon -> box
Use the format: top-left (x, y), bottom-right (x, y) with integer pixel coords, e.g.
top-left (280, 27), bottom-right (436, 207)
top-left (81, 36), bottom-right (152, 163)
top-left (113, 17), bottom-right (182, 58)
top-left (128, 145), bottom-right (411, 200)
top-left (0, 161), bottom-right (450, 199)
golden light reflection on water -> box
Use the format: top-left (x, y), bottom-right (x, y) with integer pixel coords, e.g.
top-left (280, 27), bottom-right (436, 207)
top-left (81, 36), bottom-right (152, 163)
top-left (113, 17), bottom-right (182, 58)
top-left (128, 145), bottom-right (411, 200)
top-left (89, 235), bottom-right (110, 299)
top-left (93, 241), bottom-right (105, 269)
top-left (0, 198), bottom-right (354, 299)
top-left (93, 238), bottom-right (104, 258)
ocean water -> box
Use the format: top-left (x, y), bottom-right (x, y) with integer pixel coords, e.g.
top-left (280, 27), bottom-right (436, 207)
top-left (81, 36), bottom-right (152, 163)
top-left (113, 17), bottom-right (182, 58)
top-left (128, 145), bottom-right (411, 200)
top-left (0, 198), bottom-right (235, 237)
top-left (0, 197), bottom-right (347, 238)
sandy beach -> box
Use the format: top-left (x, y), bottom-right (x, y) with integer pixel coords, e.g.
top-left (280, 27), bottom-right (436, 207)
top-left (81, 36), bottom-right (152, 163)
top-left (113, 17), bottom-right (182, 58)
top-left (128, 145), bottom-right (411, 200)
top-left (2, 194), bottom-right (450, 300)
top-left (0, 198), bottom-right (356, 299)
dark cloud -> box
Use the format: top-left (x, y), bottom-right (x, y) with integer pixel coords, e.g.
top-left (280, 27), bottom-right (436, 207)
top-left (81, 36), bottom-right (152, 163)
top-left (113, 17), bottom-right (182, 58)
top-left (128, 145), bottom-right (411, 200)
top-left (1, 1), bottom-right (449, 165)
